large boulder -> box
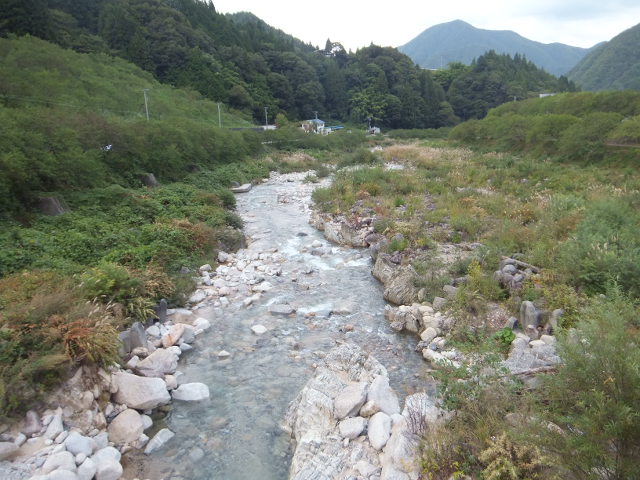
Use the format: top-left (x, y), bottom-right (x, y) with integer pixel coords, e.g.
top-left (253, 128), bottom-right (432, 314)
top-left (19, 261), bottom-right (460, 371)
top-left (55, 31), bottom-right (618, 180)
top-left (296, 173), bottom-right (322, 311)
top-left (0, 442), bottom-right (18, 461)
top-left (64, 431), bottom-right (96, 456)
top-left (144, 428), bottom-right (175, 455)
top-left (368, 412), bottom-right (392, 450)
top-left (284, 343), bottom-right (388, 480)
top-left (367, 375), bottom-right (400, 416)
top-left (334, 382), bottom-right (368, 419)
top-left (135, 348), bottom-right (179, 377)
top-left (41, 451), bottom-right (77, 474)
top-left (372, 255), bottom-right (420, 305)
top-left (107, 409), bottom-right (144, 444)
top-left (111, 372), bottom-right (170, 410)
top-left (171, 383), bottom-right (210, 402)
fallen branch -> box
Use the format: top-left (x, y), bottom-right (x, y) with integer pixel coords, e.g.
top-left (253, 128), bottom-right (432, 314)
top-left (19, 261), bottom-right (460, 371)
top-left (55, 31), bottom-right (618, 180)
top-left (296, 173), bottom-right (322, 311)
top-left (501, 256), bottom-right (540, 273)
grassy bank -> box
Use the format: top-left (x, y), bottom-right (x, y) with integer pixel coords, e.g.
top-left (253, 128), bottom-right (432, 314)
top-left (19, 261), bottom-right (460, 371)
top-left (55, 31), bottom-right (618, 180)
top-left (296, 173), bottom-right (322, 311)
top-left (312, 138), bottom-right (640, 478)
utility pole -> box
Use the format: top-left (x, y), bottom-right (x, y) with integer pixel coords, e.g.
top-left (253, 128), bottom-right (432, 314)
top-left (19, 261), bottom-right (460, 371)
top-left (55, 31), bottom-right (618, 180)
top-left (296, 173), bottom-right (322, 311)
top-left (264, 106), bottom-right (268, 126)
top-left (217, 102), bottom-right (222, 128)
top-left (143, 89), bottom-right (150, 121)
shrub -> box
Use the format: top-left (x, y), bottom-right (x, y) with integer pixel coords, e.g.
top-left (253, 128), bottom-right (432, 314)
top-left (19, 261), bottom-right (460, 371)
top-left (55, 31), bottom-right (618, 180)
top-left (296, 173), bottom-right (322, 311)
top-left (538, 289), bottom-right (640, 479)
top-left (479, 433), bottom-right (548, 480)
top-left (559, 196), bottom-right (640, 297)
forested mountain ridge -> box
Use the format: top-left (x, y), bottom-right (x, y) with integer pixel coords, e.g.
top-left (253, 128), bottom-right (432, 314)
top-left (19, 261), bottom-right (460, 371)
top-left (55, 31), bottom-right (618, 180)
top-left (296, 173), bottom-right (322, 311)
top-left (399, 19), bottom-right (592, 76)
top-left (0, 0), bottom-right (453, 128)
top-left (568, 22), bottom-right (640, 91)
top-left (433, 51), bottom-right (578, 120)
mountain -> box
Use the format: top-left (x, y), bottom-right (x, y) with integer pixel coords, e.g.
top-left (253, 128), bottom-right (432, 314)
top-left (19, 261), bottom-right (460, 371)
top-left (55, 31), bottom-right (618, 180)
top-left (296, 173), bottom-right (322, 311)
top-left (399, 20), bottom-right (591, 76)
top-left (568, 23), bottom-right (640, 91)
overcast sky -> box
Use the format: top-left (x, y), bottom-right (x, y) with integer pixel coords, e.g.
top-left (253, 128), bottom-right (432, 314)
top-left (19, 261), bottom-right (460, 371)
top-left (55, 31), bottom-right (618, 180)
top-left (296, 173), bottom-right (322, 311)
top-left (212, 0), bottom-right (639, 51)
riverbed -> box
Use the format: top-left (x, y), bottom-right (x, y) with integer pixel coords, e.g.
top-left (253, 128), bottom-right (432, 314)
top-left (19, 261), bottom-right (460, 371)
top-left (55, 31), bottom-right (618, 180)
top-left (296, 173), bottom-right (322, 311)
top-left (142, 171), bottom-right (430, 479)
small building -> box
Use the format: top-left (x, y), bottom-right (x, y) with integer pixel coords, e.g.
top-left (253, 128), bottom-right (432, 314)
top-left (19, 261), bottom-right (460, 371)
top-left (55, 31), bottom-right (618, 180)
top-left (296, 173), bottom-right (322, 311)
top-left (301, 118), bottom-right (325, 134)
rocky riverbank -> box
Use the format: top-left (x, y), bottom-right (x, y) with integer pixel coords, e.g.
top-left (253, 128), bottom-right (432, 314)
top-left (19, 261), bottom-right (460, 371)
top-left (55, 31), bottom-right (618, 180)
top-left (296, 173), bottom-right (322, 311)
top-left (284, 343), bottom-right (444, 480)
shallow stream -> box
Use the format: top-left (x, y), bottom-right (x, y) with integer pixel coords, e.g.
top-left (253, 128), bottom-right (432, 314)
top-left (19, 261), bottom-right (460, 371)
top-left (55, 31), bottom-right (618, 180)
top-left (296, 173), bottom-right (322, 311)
top-left (143, 172), bottom-right (429, 479)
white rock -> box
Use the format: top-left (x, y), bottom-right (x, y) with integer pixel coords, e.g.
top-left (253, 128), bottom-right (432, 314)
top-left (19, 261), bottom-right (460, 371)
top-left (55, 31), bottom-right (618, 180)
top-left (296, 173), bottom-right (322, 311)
top-left (199, 264), bottom-right (212, 273)
top-left (107, 409), bottom-right (144, 445)
top-left (188, 290), bottom-right (207, 304)
top-left (94, 459), bottom-right (122, 480)
top-left (334, 382), bottom-right (368, 419)
top-left (193, 318), bottom-right (211, 331)
top-left (540, 335), bottom-right (556, 346)
top-left (171, 383), bottom-right (210, 402)
top-left (368, 412), bottom-right (391, 450)
top-left (90, 446), bottom-right (121, 466)
top-left (45, 471), bottom-right (80, 480)
top-left (75, 452), bottom-right (86, 465)
top-left (144, 428), bottom-right (175, 455)
top-left (111, 372), bottom-right (171, 410)
top-left (133, 433), bottom-right (149, 450)
top-left (14, 433), bottom-right (26, 447)
top-left (64, 431), bottom-right (96, 457)
top-left (164, 374), bottom-right (178, 390)
top-left (420, 326), bottom-right (439, 344)
top-left (355, 460), bottom-right (379, 477)
top-left (359, 400), bottom-right (380, 417)
top-left (529, 339), bottom-right (546, 348)
top-left (135, 348), bottom-right (179, 377)
top-left (77, 458), bottom-right (97, 480)
top-left (92, 432), bottom-right (109, 450)
top-left (161, 323), bottom-right (185, 348)
top-left (55, 430), bottom-right (69, 444)
top-left (0, 442), bottom-right (18, 460)
top-left (42, 451), bottom-right (77, 474)
top-left (338, 417), bottom-right (367, 440)
top-left (367, 375), bottom-right (400, 416)
top-left (145, 325), bottom-right (161, 337)
top-left (141, 415), bottom-right (153, 431)
top-left (44, 411), bottom-right (64, 439)
top-left (126, 355), bottom-right (140, 369)
top-left (52, 443), bottom-right (66, 454)
top-left (217, 350), bottom-right (231, 358)
top-left (251, 325), bottom-right (268, 335)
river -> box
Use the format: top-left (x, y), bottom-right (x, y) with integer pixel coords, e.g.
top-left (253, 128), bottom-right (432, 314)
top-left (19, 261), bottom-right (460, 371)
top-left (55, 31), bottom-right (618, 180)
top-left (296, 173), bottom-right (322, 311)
top-left (141, 171), bottom-right (429, 480)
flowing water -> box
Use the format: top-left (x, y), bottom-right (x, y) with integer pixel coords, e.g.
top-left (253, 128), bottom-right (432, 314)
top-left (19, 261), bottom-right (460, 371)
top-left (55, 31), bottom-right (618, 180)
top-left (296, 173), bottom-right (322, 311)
top-left (141, 172), bottom-right (430, 480)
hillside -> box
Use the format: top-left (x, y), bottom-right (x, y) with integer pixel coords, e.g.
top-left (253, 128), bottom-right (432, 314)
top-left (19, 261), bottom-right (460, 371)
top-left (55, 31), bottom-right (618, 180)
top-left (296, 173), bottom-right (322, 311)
top-left (0, 0), bottom-right (452, 129)
top-left (568, 22), bottom-right (640, 91)
top-left (399, 20), bottom-right (591, 76)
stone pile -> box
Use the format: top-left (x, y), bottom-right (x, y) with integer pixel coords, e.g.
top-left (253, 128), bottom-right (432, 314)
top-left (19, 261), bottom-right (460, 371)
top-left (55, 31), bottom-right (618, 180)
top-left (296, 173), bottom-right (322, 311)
top-left (284, 343), bottom-right (444, 480)
top-left (1, 306), bottom-right (214, 480)
top-left (494, 256), bottom-right (540, 293)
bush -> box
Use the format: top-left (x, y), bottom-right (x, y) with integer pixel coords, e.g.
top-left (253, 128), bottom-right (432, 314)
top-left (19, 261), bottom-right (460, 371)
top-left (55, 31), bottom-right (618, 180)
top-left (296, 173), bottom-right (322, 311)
top-left (538, 289), bottom-right (640, 479)
top-left (559, 196), bottom-right (640, 297)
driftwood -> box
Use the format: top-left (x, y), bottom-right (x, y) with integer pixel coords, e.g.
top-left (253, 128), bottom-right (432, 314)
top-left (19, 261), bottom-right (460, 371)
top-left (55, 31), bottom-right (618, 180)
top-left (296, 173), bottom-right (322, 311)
top-left (509, 366), bottom-right (557, 377)
top-left (501, 256), bottom-right (540, 273)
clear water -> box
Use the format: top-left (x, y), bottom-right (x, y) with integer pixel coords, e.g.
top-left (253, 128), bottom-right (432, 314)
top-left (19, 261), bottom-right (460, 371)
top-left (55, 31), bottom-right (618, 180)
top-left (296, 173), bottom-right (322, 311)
top-left (140, 174), bottom-right (430, 480)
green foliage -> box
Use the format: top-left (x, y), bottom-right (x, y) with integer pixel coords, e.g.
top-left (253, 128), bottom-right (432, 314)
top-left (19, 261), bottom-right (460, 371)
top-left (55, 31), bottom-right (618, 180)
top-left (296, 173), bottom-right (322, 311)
top-left (559, 196), bottom-right (640, 297)
top-left (539, 290), bottom-right (640, 479)
top-left (0, 272), bottom-right (121, 415)
top-left (447, 51), bottom-right (576, 121)
top-left (492, 327), bottom-right (516, 352)
top-left (450, 91), bottom-right (640, 163)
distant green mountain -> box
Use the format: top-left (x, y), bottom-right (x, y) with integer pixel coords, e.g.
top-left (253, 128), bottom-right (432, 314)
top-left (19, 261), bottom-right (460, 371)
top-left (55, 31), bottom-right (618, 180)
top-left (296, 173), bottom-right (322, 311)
top-left (399, 20), bottom-right (592, 76)
top-left (568, 23), bottom-right (640, 91)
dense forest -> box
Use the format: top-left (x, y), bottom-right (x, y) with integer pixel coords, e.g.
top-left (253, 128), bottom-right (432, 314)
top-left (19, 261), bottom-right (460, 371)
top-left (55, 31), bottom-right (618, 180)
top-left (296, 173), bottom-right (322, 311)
top-left (1, 0), bottom-right (576, 128)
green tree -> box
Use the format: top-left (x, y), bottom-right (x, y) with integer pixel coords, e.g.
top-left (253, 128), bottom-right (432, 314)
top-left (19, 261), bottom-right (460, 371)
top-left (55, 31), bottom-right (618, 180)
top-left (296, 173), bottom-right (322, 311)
top-left (539, 291), bottom-right (640, 479)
